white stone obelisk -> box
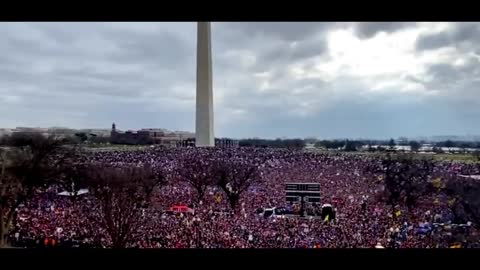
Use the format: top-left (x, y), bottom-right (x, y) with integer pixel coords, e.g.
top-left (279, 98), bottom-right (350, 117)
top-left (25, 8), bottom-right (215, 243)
top-left (195, 22), bottom-right (215, 147)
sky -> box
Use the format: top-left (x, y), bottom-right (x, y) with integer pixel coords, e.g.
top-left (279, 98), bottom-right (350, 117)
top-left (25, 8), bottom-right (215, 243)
top-left (1, 22), bottom-right (480, 139)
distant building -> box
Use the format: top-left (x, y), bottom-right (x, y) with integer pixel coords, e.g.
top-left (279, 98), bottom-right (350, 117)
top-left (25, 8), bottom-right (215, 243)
top-left (61, 123), bottom-right (239, 147)
top-left (110, 123), bottom-right (153, 145)
top-left (138, 128), bottom-right (195, 146)
top-left (110, 123), bottom-right (197, 146)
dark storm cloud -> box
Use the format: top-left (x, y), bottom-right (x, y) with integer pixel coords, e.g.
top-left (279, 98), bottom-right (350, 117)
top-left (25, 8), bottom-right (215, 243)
top-left (415, 34), bottom-right (450, 51)
top-left (354, 22), bottom-right (416, 39)
top-left (220, 22), bottom-right (332, 41)
top-left (423, 57), bottom-right (480, 91)
top-left (0, 23), bottom-right (195, 98)
top-left (0, 23), bottom-right (108, 63)
top-left (213, 22), bottom-right (336, 78)
top-left (0, 22), bottom-right (197, 130)
top-left (214, 22), bottom-right (480, 138)
top-left (2, 22), bottom-right (480, 138)
top-left (416, 23), bottom-right (480, 51)
top-left (106, 29), bottom-right (193, 69)
top-left (258, 39), bottom-right (327, 67)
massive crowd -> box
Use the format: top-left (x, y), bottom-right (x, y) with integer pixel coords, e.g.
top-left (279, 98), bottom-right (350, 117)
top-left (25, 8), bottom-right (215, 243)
top-left (7, 147), bottom-right (480, 248)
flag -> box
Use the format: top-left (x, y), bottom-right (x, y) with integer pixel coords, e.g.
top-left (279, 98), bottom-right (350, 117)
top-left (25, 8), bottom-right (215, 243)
top-left (324, 215), bottom-right (330, 222)
top-left (395, 210), bottom-right (402, 217)
top-left (431, 177), bottom-right (443, 189)
top-left (448, 198), bottom-right (456, 207)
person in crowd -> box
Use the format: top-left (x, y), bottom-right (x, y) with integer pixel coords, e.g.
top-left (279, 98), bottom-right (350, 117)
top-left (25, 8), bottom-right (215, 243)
top-left (7, 147), bottom-right (480, 248)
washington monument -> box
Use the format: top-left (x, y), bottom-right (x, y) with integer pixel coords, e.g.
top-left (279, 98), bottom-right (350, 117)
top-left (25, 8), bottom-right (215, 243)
top-left (195, 22), bottom-right (215, 147)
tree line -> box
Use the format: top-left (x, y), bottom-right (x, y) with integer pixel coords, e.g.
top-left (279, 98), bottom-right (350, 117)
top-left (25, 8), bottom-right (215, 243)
top-left (238, 138), bottom-right (306, 149)
top-left (4, 133), bottom-right (480, 151)
top-left (315, 139), bottom-right (480, 152)
top-left (0, 132), bottom-right (111, 146)
top-left (432, 140), bottom-right (480, 149)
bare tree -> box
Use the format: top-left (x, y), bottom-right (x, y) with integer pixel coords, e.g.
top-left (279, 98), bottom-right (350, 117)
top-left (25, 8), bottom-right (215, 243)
top-left (57, 162), bottom-right (89, 204)
top-left (444, 176), bottom-right (480, 227)
top-left (138, 164), bottom-right (168, 207)
top-left (473, 151), bottom-right (480, 162)
top-left (176, 155), bottom-right (215, 202)
top-left (213, 159), bottom-right (261, 211)
top-left (0, 133), bottom-right (71, 247)
top-left (403, 159), bottom-right (433, 210)
top-left (388, 138), bottom-right (396, 150)
top-left (86, 165), bottom-right (165, 248)
top-left (409, 141), bottom-right (421, 152)
top-left (382, 157), bottom-right (402, 216)
top-left (381, 154), bottom-right (433, 215)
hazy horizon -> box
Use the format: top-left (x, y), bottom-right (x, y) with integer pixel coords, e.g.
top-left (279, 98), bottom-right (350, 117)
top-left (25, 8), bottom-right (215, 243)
top-left (2, 124), bottom-right (479, 142)
top-left (2, 22), bottom-right (480, 139)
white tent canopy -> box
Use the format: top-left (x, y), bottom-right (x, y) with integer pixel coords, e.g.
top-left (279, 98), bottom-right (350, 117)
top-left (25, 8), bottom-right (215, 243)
top-left (57, 189), bottom-right (89, 196)
top-left (459, 175), bottom-right (480, 180)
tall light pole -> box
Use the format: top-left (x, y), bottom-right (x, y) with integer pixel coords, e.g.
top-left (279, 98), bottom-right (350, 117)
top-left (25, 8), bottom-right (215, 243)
top-left (195, 22), bottom-right (215, 147)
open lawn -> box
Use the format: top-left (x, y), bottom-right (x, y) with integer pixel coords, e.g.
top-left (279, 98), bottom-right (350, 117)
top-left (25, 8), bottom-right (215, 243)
top-left (430, 153), bottom-right (479, 162)
top-left (306, 148), bottom-right (480, 163)
top-left (84, 144), bottom-right (153, 152)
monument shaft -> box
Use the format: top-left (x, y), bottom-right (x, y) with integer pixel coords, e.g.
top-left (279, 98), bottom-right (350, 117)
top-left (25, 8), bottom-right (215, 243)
top-left (195, 22), bottom-right (215, 147)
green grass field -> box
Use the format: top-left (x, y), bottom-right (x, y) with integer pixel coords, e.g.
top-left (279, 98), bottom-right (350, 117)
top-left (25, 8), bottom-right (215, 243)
top-left (84, 144), bottom-right (153, 152)
top-left (430, 153), bottom-right (479, 162)
top-left (306, 148), bottom-right (480, 163)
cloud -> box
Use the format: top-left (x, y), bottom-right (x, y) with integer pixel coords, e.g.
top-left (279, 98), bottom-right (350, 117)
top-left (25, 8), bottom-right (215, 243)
top-left (218, 22), bottom-right (332, 42)
top-left (353, 22), bottom-right (416, 39)
top-left (106, 29), bottom-right (193, 69)
top-left (419, 56), bottom-right (480, 107)
top-left (1, 22), bottom-right (480, 139)
top-left (213, 22), bottom-right (335, 74)
top-left (416, 22), bottom-right (480, 51)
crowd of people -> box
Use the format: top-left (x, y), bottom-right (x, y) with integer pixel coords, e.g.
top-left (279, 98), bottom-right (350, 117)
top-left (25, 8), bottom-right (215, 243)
top-left (7, 147), bottom-right (480, 248)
